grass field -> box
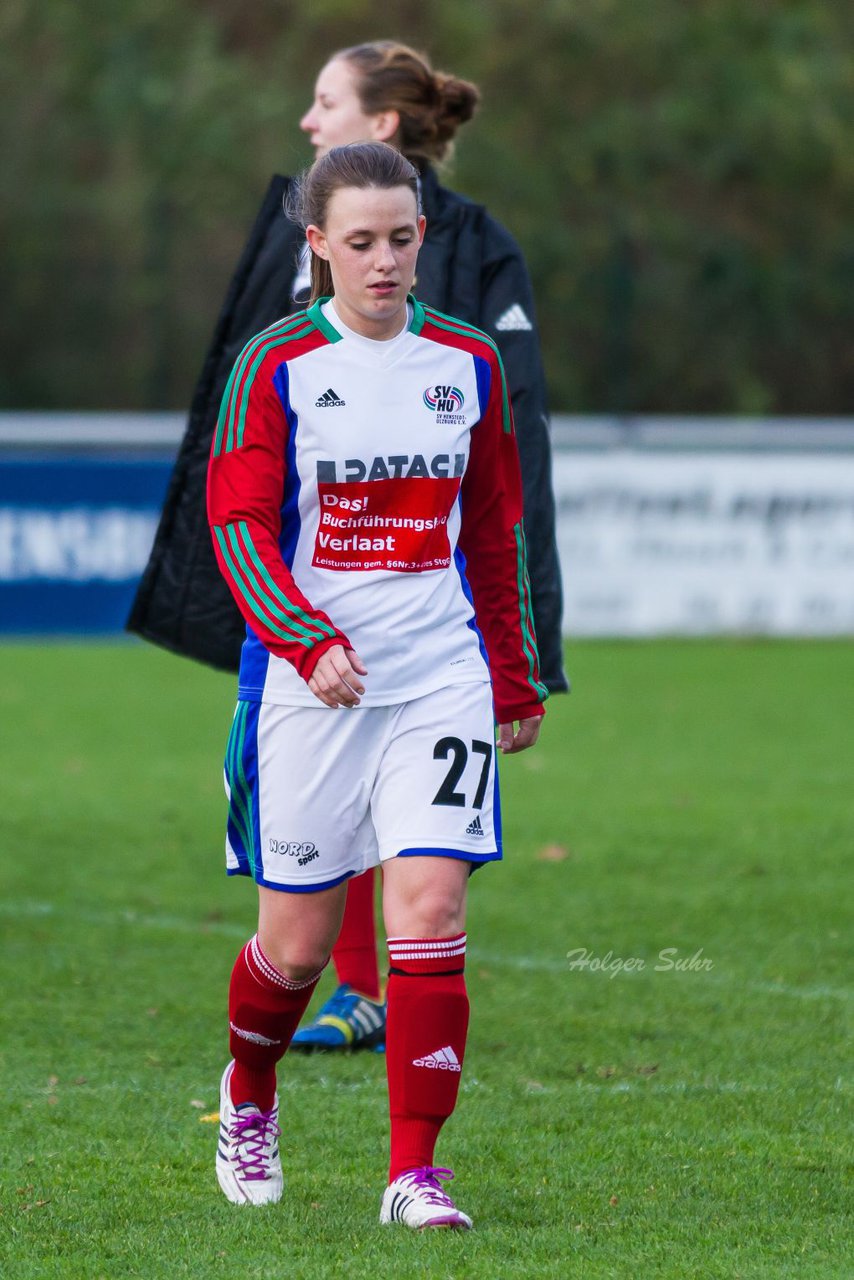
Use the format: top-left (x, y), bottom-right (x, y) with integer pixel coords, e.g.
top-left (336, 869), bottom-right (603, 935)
top-left (1, 639), bottom-right (851, 1279)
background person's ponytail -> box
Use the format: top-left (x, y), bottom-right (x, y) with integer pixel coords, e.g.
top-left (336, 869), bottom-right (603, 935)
top-left (337, 41), bottom-right (480, 167)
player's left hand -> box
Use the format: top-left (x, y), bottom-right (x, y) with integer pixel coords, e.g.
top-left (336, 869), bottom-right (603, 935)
top-left (497, 716), bottom-right (542, 754)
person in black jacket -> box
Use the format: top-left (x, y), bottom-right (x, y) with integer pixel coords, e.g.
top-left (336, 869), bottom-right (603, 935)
top-left (127, 39), bottom-right (567, 1049)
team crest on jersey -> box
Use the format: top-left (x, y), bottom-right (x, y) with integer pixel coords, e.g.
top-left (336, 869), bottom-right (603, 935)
top-left (423, 384), bottom-right (466, 424)
top-left (423, 384), bottom-right (464, 413)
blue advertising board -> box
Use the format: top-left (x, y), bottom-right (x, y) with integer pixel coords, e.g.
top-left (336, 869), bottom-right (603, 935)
top-left (0, 454), bottom-right (173, 634)
top-left (3, 412), bottom-right (854, 637)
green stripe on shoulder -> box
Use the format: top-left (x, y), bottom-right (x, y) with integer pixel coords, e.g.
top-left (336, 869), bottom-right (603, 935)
top-left (420, 306), bottom-right (500, 358)
top-left (232, 321), bottom-right (317, 451)
top-left (214, 312), bottom-right (316, 457)
top-left (214, 313), bottom-right (309, 456)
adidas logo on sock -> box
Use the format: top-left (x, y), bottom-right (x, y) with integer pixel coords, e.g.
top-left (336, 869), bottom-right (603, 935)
top-left (465, 815), bottom-right (485, 836)
top-left (412, 1045), bottom-right (461, 1071)
top-left (315, 387), bottom-right (345, 407)
top-left (229, 1021), bottom-right (282, 1047)
top-left (495, 303), bottom-right (533, 332)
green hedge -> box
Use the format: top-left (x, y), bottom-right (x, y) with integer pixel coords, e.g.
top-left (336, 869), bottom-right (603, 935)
top-left (2, 0), bottom-right (852, 412)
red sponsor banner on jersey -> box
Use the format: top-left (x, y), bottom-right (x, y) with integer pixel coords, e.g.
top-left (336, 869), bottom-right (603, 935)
top-left (313, 477), bottom-right (460, 572)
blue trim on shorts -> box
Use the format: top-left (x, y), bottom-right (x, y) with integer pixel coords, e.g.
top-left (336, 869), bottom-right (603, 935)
top-left (227, 866), bottom-right (355, 893)
top-left (224, 701), bottom-right (261, 879)
top-left (492, 760), bottom-right (503, 857)
top-left (225, 700), bottom-right (355, 893)
top-left (396, 846), bottom-right (501, 864)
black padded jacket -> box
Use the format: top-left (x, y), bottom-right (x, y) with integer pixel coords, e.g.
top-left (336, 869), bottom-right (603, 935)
top-left (127, 167), bottom-right (568, 692)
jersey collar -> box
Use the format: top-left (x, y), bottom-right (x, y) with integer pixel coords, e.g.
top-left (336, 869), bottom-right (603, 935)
top-left (306, 295), bottom-right (426, 342)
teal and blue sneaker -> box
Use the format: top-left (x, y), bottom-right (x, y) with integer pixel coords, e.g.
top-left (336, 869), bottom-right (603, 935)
top-left (289, 983), bottom-right (386, 1052)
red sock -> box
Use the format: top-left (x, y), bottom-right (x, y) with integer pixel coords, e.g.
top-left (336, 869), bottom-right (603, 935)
top-left (228, 934), bottom-right (324, 1110)
top-left (332, 869), bottom-right (381, 999)
top-left (385, 933), bottom-right (469, 1182)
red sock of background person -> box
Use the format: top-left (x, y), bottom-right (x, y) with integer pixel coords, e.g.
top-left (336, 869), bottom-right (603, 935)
top-left (228, 935), bottom-right (324, 1110)
top-left (331, 869), bottom-right (382, 1000)
top-left (384, 934), bottom-right (470, 1181)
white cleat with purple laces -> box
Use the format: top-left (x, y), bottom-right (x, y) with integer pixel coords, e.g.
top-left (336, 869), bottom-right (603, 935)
top-left (379, 1166), bottom-right (473, 1230)
top-left (216, 1061), bottom-right (283, 1205)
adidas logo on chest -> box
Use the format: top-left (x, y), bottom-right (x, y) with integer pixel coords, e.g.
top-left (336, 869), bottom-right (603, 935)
top-left (315, 387), bottom-right (345, 407)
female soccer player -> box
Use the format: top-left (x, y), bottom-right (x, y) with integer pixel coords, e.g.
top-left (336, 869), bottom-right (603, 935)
top-left (133, 39), bottom-right (565, 1052)
top-left (207, 141), bottom-right (546, 1229)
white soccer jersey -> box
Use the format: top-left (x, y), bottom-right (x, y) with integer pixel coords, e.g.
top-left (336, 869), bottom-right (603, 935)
top-left (207, 296), bottom-right (546, 723)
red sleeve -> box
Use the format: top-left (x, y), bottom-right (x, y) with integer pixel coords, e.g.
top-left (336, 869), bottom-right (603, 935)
top-left (206, 341), bottom-right (349, 681)
top-left (458, 350), bottom-right (548, 723)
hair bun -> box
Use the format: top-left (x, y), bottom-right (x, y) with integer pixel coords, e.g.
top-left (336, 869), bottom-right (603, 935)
top-left (339, 41), bottom-right (482, 164)
top-left (434, 73), bottom-right (480, 137)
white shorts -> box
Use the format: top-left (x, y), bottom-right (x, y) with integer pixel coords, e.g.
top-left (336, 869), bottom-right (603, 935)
top-left (223, 681), bottom-right (501, 892)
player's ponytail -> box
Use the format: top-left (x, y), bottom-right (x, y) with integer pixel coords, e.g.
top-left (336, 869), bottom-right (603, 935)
top-left (287, 142), bottom-right (421, 305)
top-left (308, 253), bottom-right (334, 306)
top-left (337, 41), bottom-right (480, 167)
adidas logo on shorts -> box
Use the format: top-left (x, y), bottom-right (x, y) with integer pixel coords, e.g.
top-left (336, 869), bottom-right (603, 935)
top-left (412, 1045), bottom-right (461, 1071)
top-left (465, 815), bottom-right (485, 837)
top-left (315, 387), bottom-right (345, 407)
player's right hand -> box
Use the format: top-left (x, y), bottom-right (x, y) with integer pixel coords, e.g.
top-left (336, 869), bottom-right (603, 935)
top-left (308, 645), bottom-right (368, 708)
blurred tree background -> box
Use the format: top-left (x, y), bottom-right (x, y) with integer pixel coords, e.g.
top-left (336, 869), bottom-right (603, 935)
top-left (2, 0), bottom-right (853, 414)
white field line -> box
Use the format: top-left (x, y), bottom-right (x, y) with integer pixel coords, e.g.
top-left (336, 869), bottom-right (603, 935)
top-left (2, 899), bottom-right (850, 1004)
top-left (21, 1075), bottom-right (850, 1101)
top-left (2, 898), bottom-right (249, 940)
